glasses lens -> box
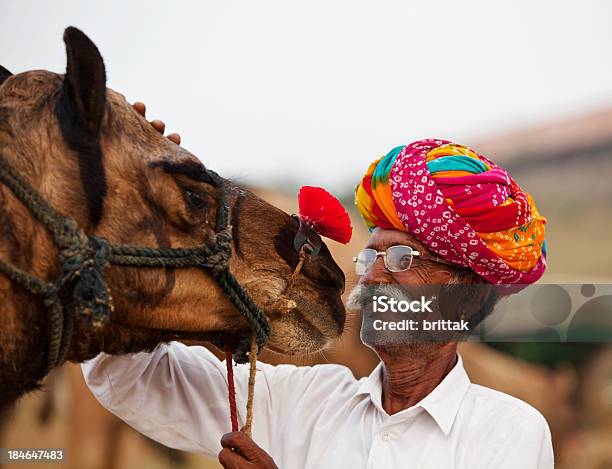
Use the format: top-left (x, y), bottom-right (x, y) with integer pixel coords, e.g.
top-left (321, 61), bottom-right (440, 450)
top-left (355, 249), bottom-right (377, 275)
top-left (386, 245), bottom-right (415, 272)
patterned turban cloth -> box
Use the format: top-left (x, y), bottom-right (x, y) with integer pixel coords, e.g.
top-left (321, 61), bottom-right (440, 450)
top-left (355, 139), bottom-right (547, 285)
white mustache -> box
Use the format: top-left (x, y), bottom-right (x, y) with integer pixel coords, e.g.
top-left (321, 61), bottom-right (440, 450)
top-left (347, 274), bottom-right (462, 311)
top-left (347, 283), bottom-right (413, 311)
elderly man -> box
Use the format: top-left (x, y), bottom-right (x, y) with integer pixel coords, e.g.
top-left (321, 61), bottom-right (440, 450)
top-left (82, 137), bottom-right (552, 468)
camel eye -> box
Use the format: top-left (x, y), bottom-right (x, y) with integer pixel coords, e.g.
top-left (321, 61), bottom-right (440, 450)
top-left (184, 188), bottom-right (205, 210)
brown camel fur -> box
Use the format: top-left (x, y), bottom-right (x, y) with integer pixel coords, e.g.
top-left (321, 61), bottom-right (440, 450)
top-left (0, 27), bottom-right (345, 410)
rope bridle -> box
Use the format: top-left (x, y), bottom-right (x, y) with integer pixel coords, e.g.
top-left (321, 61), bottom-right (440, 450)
top-left (0, 154), bottom-right (271, 380)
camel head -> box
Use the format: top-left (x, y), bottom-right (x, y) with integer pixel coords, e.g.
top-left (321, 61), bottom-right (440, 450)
top-left (0, 28), bottom-right (345, 372)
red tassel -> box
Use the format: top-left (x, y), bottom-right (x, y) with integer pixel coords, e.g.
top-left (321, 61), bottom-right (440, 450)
top-left (297, 186), bottom-right (352, 244)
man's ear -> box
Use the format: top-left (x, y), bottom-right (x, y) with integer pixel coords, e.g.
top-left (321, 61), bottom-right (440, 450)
top-left (61, 26), bottom-right (107, 137)
top-left (440, 272), bottom-right (498, 324)
top-left (0, 65), bottom-right (12, 86)
top-left (462, 276), bottom-right (499, 327)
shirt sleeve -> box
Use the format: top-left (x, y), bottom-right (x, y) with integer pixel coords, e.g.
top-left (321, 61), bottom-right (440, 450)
top-left (482, 410), bottom-right (554, 469)
top-left (80, 341), bottom-right (357, 460)
top-left (81, 342), bottom-right (240, 457)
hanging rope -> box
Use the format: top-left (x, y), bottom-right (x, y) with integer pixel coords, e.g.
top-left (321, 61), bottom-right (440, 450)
top-left (242, 336), bottom-right (259, 438)
top-left (223, 242), bottom-right (313, 436)
top-left (224, 345), bottom-right (239, 432)
top-left (224, 336), bottom-right (259, 438)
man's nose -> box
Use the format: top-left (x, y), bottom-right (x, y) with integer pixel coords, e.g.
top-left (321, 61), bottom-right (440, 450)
top-left (360, 256), bottom-right (392, 286)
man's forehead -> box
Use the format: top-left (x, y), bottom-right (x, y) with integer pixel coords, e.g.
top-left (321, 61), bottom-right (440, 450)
top-left (365, 228), bottom-right (430, 253)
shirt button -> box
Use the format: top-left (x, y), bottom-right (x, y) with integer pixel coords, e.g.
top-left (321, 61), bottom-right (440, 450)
top-left (381, 433), bottom-right (390, 441)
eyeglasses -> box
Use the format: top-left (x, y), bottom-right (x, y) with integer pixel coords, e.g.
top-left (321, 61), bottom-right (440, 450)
top-left (353, 245), bottom-right (420, 275)
top-left (352, 245), bottom-right (454, 276)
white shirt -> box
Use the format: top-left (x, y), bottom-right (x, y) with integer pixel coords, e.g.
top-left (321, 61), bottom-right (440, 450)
top-left (81, 342), bottom-right (554, 469)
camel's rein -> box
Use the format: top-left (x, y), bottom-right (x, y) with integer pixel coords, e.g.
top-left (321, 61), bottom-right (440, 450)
top-left (0, 155), bottom-right (271, 381)
top-left (224, 220), bottom-right (319, 436)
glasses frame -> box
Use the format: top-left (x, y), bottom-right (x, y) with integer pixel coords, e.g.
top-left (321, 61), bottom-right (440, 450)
top-left (352, 245), bottom-right (457, 275)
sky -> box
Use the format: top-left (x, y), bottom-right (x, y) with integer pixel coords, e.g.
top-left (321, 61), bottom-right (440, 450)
top-left (2, 0), bottom-right (612, 192)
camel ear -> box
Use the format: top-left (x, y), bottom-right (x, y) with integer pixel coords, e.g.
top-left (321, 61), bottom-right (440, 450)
top-left (0, 65), bottom-right (12, 86)
top-left (61, 27), bottom-right (106, 137)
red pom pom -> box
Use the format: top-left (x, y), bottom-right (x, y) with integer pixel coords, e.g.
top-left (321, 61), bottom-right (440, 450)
top-left (297, 186), bottom-right (352, 244)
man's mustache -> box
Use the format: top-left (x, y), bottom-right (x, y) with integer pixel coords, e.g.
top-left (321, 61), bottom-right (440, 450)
top-left (347, 283), bottom-right (415, 311)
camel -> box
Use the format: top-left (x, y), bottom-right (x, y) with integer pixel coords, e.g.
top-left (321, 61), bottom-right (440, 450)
top-left (0, 27), bottom-right (346, 410)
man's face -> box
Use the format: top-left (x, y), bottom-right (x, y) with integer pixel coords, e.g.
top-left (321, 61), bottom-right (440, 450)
top-left (348, 228), bottom-right (465, 355)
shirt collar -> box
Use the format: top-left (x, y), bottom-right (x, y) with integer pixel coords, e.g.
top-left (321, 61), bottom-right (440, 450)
top-left (356, 353), bottom-right (470, 436)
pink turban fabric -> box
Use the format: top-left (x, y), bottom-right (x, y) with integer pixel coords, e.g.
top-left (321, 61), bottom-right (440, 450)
top-left (356, 139), bottom-right (547, 285)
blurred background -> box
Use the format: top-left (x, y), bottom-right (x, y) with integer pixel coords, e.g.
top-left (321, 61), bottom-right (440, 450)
top-left (1, 1), bottom-right (612, 467)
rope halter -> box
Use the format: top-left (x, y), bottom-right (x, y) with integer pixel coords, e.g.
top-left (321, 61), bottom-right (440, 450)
top-left (0, 154), bottom-right (270, 380)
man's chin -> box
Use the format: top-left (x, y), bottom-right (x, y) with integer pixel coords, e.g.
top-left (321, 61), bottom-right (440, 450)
top-left (360, 334), bottom-right (450, 359)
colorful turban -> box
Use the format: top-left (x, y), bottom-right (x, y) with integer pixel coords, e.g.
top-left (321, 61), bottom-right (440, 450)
top-left (355, 139), bottom-right (547, 285)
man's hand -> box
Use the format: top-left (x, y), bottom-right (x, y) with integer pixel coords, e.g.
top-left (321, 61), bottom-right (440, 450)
top-left (218, 431), bottom-right (279, 469)
top-left (132, 101), bottom-right (181, 145)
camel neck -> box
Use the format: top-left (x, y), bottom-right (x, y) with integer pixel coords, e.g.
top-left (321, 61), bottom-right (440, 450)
top-left (379, 345), bottom-right (458, 415)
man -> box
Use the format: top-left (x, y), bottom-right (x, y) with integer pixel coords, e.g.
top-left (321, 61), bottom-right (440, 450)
top-left (82, 119), bottom-right (552, 467)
